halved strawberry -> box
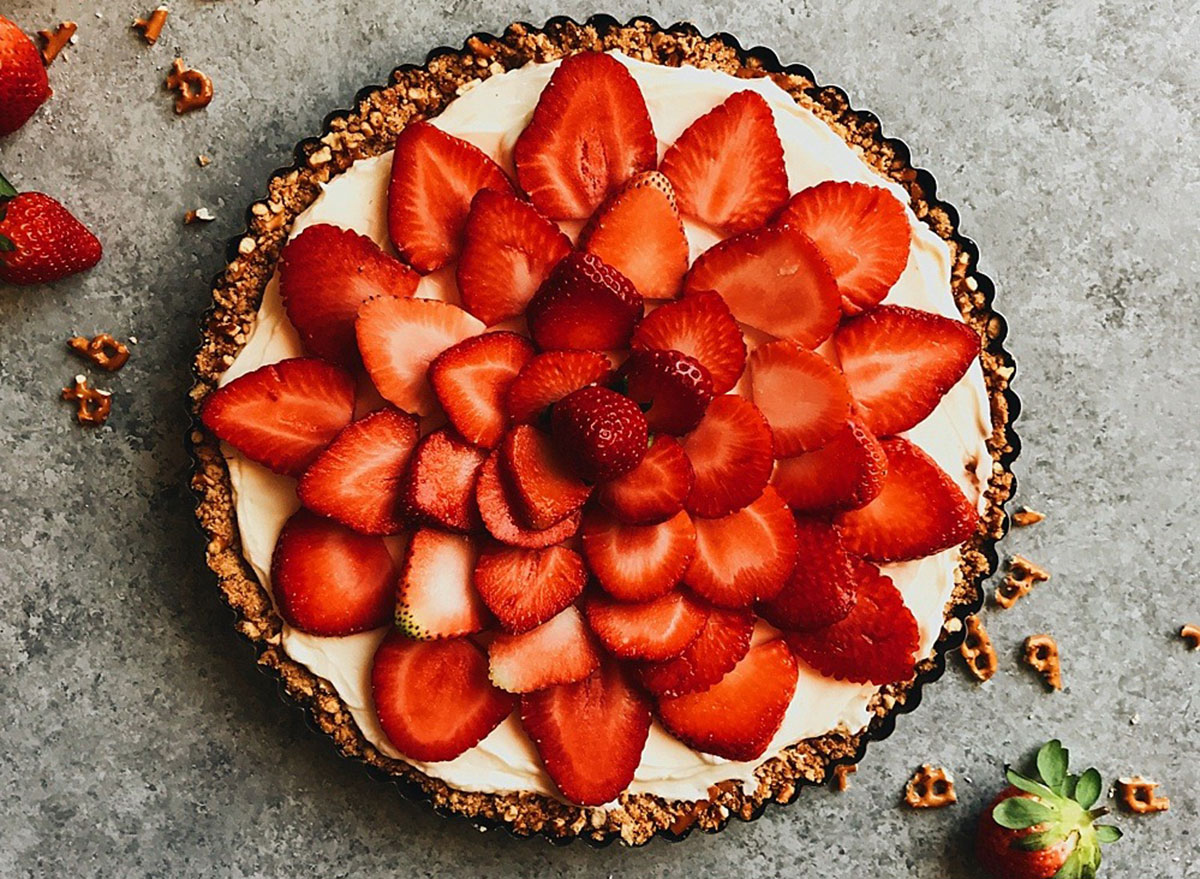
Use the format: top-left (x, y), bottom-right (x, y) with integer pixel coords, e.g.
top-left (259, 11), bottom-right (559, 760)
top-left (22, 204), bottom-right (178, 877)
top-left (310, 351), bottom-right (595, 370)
top-left (657, 639), bottom-right (797, 761)
top-left (429, 331), bottom-right (535, 448)
top-left (513, 52), bottom-right (656, 220)
top-left (356, 296), bottom-right (485, 415)
top-left (684, 486), bottom-right (798, 608)
top-left (579, 170), bottom-right (688, 300)
top-left (771, 418), bottom-right (888, 513)
top-left (488, 606), bottom-right (601, 693)
top-left (472, 542), bottom-right (586, 633)
top-left (297, 407), bottom-right (420, 535)
top-left (550, 385), bottom-right (648, 481)
top-left (684, 224), bottom-right (840, 348)
top-left (399, 428), bottom-right (487, 532)
top-left (278, 224), bottom-right (420, 367)
top-left (387, 121), bottom-right (513, 272)
top-left (595, 434), bottom-right (694, 525)
top-left (757, 516), bottom-right (856, 631)
top-left (501, 425), bottom-right (592, 530)
top-left (202, 358), bottom-right (355, 477)
top-left (680, 395), bottom-right (774, 518)
top-left (372, 632), bottom-right (515, 761)
top-left (520, 662), bottom-right (652, 805)
top-left (773, 181), bottom-right (912, 315)
top-left (505, 349), bottom-right (613, 425)
top-left (658, 90), bottom-right (788, 234)
top-left (630, 290), bottom-right (746, 394)
top-left (581, 507), bottom-right (696, 602)
top-left (618, 348), bottom-right (714, 435)
top-left (395, 528), bottom-right (489, 639)
top-left (583, 590), bottom-right (708, 661)
top-left (457, 189), bottom-right (572, 326)
top-left (526, 252), bottom-right (644, 352)
top-left (475, 450), bottom-right (582, 548)
top-left (270, 509), bottom-right (396, 636)
top-left (833, 304), bottom-right (980, 436)
top-left (636, 606), bottom-right (755, 697)
top-left (834, 437), bottom-right (978, 562)
top-left (748, 340), bottom-right (851, 455)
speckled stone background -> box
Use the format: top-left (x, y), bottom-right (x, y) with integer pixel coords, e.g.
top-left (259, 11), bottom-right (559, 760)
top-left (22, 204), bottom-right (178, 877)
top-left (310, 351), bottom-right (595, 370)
top-left (1, 1), bottom-right (1196, 876)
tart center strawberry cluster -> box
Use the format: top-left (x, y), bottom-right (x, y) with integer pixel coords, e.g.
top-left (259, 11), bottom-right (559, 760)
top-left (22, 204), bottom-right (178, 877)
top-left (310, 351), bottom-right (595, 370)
top-left (202, 52), bottom-right (982, 807)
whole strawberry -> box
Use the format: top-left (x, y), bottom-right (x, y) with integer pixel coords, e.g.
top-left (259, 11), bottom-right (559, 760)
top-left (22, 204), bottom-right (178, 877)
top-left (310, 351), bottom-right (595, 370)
top-left (0, 16), bottom-right (51, 137)
top-left (0, 174), bottom-right (102, 285)
top-left (551, 385), bottom-right (648, 481)
top-left (976, 740), bottom-right (1122, 879)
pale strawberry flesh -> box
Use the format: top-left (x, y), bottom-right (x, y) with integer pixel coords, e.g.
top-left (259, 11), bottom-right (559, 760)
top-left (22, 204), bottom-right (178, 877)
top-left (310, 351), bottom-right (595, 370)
top-left (680, 395), bottom-right (774, 518)
top-left (489, 606), bottom-right (601, 693)
top-left (748, 339), bottom-right (852, 456)
top-left (429, 331), bottom-right (535, 448)
top-left (395, 528), bottom-right (489, 640)
top-left (584, 590), bottom-right (708, 661)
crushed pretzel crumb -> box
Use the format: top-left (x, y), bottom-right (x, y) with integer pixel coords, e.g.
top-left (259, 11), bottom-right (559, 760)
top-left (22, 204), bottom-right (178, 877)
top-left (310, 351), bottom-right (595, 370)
top-left (995, 554), bottom-right (1051, 609)
top-left (959, 615), bottom-right (998, 682)
top-left (184, 208), bottom-right (216, 224)
top-left (1023, 634), bottom-right (1062, 690)
top-left (197, 154), bottom-right (211, 167)
top-left (132, 6), bottom-right (169, 45)
top-left (1117, 777), bottom-right (1169, 814)
top-left (904, 765), bottom-right (956, 808)
top-left (61, 375), bottom-right (112, 426)
top-left (832, 763), bottom-right (856, 792)
top-left (37, 21), bottom-right (77, 66)
top-left (67, 333), bottom-right (130, 372)
top-left (1012, 507), bottom-right (1045, 527)
top-left (1180, 623), bottom-right (1200, 650)
top-left (166, 58), bottom-right (213, 114)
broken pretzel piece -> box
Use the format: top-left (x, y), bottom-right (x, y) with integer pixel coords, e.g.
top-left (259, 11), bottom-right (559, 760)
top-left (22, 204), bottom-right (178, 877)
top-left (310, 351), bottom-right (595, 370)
top-left (1117, 777), bottom-right (1169, 814)
top-left (1180, 623), bottom-right (1200, 650)
top-left (37, 21), bottom-right (77, 66)
top-left (1012, 506), bottom-right (1045, 527)
top-left (62, 375), bottom-right (112, 426)
top-left (132, 6), bottom-right (169, 45)
top-left (995, 554), bottom-right (1051, 609)
top-left (831, 763), bottom-right (856, 792)
top-left (1023, 634), bottom-right (1062, 690)
top-left (68, 333), bottom-right (130, 372)
top-left (959, 615), bottom-right (998, 682)
top-left (904, 764), bottom-right (956, 808)
top-left (166, 58), bottom-right (213, 114)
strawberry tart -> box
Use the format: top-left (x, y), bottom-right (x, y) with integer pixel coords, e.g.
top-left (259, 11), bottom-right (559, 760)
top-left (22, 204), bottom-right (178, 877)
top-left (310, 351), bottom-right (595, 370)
top-left (190, 18), bottom-right (1017, 844)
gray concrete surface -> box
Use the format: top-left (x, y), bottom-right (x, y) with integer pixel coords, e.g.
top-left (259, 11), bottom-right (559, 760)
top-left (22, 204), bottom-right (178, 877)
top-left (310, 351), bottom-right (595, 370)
top-left (1, 1), bottom-right (1197, 876)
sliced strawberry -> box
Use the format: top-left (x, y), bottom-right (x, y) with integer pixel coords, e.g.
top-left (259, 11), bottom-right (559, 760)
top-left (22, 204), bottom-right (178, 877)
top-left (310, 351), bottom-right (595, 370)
top-left (488, 606), bottom-right (601, 693)
top-left (657, 639), bottom-right (797, 761)
top-left (748, 340), bottom-right (851, 455)
top-left (270, 509), bottom-right (395, 636)
top-left (658, 90), bottom-right (788, 234)
top-left (757, 516), bottom-right (856, 631)
top-left (372, 632), bottom-right (515, 761)
top-left (395, 528), bottom-right (489, 639)
top-left (505, 350), bottom-right (613, 425)
top-left (835, 436), bottom-right (978, 562)
top-left (356, 296), bottom-right (485, 415)
top-left (513, 52), bottom-right (656, 220)
top-left (581, 507), bottom-right (696, 602)
top-left (202, 358), bottom-right (355, 477)
top-left (278, 224), bottom-right (420, 367)
top-left (399, 428), bottom-right (487, 532)
top-left (429, 331), bottom-right (535, 448)
top-left (520, 662), bottom-right (652, 805)
top-left (387, 121), bottom-right (513, 272)
top-left (773, 181), bottom-right (912, 315)
top-left (472, 542), bottom-right (586, 633)
top-left (636, 605), bottom-right (755, 697)
top-left (684, 486), bottom-right (798, 608)
top-left (784, 557), bottom-right (920, 685)
top-left (297, 407), bottom-right (420, 535)
top-left (630, 290), bottom-right (746, 394)
top-left (475, 450), bottom-right (582, 548)
top-left (680, 395), bottom-right (774, 518)
top-left (619, 348), bottom-right (714, 435)
top-left (583, 590), bottom-right (708, 661)
top-left (501, 425), bottom-right (592, 530)
top-left (771, 418), bottom-right (888, 513)
top-left (457, 189), bottom-right (572, 326)
top-left (595, 434), bottom-right (694, 525)
top-left (526, 252), bottom-right (644, 352)
top-left (684, 225), bottom-right (839, 348)
top-left (833, 304), bottom-right (980, 436)
top-left (550, 385), bottom-right (648, 481)
top-left (579, 170), bottom-right (689, 300)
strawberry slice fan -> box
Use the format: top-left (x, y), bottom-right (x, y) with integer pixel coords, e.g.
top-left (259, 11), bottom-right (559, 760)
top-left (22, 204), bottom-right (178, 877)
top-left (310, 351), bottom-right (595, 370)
top-left (190, 16), bottom-right (1019, 845)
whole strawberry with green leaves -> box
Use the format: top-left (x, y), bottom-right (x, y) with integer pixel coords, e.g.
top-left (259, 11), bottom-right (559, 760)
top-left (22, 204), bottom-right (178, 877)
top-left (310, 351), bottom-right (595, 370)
top-left (0, 173), bottom-right (102, 285)
top-left (977, 740), bottom-right (1123, 879)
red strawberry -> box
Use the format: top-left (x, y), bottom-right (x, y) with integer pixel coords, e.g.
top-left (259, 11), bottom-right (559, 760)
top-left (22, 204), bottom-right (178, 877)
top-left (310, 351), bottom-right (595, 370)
top-left (657, 640), bottom-right (797, 761)
top-left (0, 17), bottom-right (51, 136)
top-left (630, 290), bottom-right (746, 394)
top-left (684, 486), bottom-right (798, 607)
top-left (773, 181), bottom-right (912, 315)
top-left (0, 181), bottom-right (101, 286)
top-left (595, 434), bottom-right (694, 525)
top-left (619, 348), bottom-right (714, 435)
top-left (387, 121), bottom-right (513, 272)
top-left (501, 425), bottom-right (592, 530)
top-left (278, 224), bottom-right (420, 366)
top-left (680, 395), bottom-right (774, 518)
top-left (550, 385), bottom-right (648, 481)
top-left (579, 170), bottom-right (689, 300)
top-left (372, 632), bottom-right (515, 761)
top-left (513, 52), bottom-right (656, 220)
top-left (457, 189), bottom-right (572, 326)
top-left (395, 528), bottom-right (489, 639)
top-left (583, 590), bottom-right (708, 661)
top-left (582, 507), bottom-right (696, 602)
top-left (976, 787), bottom-right (1079, 879)
top-left (356, 296), bottom-right (484, 415)
top-left (770, 418), bottom-right (888, 513)
top-left (526, 252), bottom-right (644, 351)
top-left (505, 349), bottom-right (613, 425)
top-left (472, 542), bottom-right (586, 633)
top-left (399, 428), bottom-right (487, 532)
top-left (684, 224), bottom-right (839, 348)
top-left (748, 340), bottom-right (851, 455)
top-left (270, 509), bottom-right (396, 636)
top-left (520, 662), bottom-right (652, 805)
top-left (201, 358), bottom-right (355, 477)
top-left (297, 407), bottom-right (420, 535)
top-left (488, 606), bottom-right (601, 693)
top-left (835, 436), bottom-right (978, 562)
top-left (429, 331), bottom-right (535, 448)
top-left (784, 556), bottom-right (919, 684)
top-left (475, 450), bottom-right (582, 548)
top-left (757, 516), bottom-right (856, 630)
top-left (636, 605), bottom-right (755, 697)
top-left (833, 304), bottom-right (980, 436)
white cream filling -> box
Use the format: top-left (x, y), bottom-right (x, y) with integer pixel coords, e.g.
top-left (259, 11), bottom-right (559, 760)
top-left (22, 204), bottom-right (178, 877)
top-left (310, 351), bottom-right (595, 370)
top-left (218, 54), bottom-right (993, 804)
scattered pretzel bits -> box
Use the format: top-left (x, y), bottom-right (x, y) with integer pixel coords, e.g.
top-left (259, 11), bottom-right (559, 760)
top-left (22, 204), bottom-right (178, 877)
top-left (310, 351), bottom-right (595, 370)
top-left (995, 554), bottom-right (1050, 609)
top-left (1180, 623), bottom-right (1200, 650)
top-left (37, 21), bottom-right (77, 66)
top-left (1117, 777), bottom-right (1169, 814)
top-left (68, 333), bottom-right (130, 372)
top-left (184, 208), bottom-right (215, 224)
top-left (132, 6), bottom-right (169, 45)
top-left (61, 375), bottom-right (112, 426)
top-left (1023, 634), bottom-right (1062, 690)
top-left (166, 58), bottom-right (213, 114)
top-left (959, 615), bottom-right (998, 682)
top-left (832, 763), bottom-right (856, 792)
top-left (904, 765), bottom-right (956, 808)
top-left (1012, 506), bottom-right (1045, 527)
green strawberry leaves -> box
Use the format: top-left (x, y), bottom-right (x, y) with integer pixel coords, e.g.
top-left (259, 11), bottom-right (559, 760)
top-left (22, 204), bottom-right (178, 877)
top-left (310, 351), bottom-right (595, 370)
top-left (0, 172), bottom-right (17, 200)
top-left (1094, 825), bottom-right (1123, 843)
top-left (1075, 768), bottom-right (1103, 809)
top-left (1038, 739), bottom-right (1069, 792)
top-left (994, 796), bottom-right (1056, 830)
